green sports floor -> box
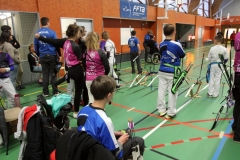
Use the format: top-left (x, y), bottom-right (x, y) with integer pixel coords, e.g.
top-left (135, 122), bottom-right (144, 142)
top-left (0, 45), bottom-right (239, 160)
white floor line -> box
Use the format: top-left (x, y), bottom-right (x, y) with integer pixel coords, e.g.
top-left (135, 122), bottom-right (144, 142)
top-left (127, 107), bottom-right (135, 112)
top-left (142, 84), bottom-right (209, 140)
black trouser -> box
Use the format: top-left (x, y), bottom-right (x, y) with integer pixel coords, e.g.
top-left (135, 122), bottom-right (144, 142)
top-left (122, 136), bottom-right (145, 158)
top-left (232, 73), bottom-right (240, 140)
top-left (82, 82), bottom-right (89, 106)
top-left (40, 54), bottom-right (58, 95)
top-left (68, 64), bottom-right (84, 112)
top-left (231, 40), bottom-right (235, 47)
top-left (130, 52), bottom-right (142, 74)
top-left (143, 44), bottom-right (150, 60)
top-left (55, 74), bottom-right (89, 106)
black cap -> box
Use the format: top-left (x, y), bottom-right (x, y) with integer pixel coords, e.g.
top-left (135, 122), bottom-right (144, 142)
top-left (1, 25), bottom-right (11, 32)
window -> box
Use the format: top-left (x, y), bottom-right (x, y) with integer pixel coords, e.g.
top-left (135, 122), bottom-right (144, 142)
top-left (179, 0), bottom-right (188, 13)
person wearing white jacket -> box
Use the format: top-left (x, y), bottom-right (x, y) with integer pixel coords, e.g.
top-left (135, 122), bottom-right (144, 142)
top-left (102, 31), bottom-right (120, 88)
top-left (207, 35), bottom-right (228, 98)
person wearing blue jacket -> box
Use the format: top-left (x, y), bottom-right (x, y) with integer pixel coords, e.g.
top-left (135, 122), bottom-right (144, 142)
top-left (157, 24), bottom-right (185, 119)
top-left (34, 17), bottom-right (60, 97)
top-left (128, 30), bottom-right (142, 74)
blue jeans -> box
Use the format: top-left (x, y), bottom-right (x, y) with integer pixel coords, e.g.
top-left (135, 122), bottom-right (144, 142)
top-left (9, 64), bottom-right (19, 86)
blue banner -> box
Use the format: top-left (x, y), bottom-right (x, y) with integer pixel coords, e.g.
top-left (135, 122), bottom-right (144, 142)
top-left (120, 0), bottom-right (147, 20)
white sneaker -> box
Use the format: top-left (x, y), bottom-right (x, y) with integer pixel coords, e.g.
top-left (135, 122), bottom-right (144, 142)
top-left (73, 112), bottom-right (78, 119)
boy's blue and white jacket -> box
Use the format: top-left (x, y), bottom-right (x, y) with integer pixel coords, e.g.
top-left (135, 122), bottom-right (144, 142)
top-left (77, 105), bottom-right (123, 159)
top-left (159, 39), bottom-right (185, 73)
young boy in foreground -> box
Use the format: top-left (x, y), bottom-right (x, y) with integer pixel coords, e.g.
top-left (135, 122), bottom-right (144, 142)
top-left (77, 75), bottom-right (145, 159)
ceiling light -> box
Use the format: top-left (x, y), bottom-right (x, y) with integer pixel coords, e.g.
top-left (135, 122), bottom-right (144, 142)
top-left (0, 12), bottom-right (11, 20)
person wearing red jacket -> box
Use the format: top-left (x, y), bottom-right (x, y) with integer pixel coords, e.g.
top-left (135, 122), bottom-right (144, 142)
top-left (230, 31), bottom-right (236, 47)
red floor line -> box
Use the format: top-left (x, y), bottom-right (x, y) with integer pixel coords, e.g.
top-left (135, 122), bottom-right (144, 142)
top-left (111, 102), bottom-right (232, 138)
top-left (171, 140), bottom-right (184, 145)
top-left (189, 137), bottom-right (202, 141)
top-left (150, 135), bottom-right (219, 149)
top-left (133, 118), bottom-right (233, 132)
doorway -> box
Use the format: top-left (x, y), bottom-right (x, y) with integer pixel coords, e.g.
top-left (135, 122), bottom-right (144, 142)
top-left (0, 11), bottom-right (40, 60)
top-left (198, 27), bottom-right (203, 47)
top-left (60, 18), bottom-right (93, 38)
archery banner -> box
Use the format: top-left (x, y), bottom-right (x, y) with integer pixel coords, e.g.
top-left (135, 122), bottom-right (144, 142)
top-left (120, 0), bottom-right (147, 20)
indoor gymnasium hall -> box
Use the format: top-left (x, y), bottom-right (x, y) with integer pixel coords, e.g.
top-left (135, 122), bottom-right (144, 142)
top-left (0, 0), bottom-right (240, 160)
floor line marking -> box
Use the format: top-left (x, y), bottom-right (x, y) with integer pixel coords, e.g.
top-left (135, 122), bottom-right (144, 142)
top-left (219, 131), bottom-right (225, 138)
top-left (150, 149), bottom-right (179, 160)
top-left (127, 107), bottom-right (135, 112)
top-left (212, 120), bottom-right (233, 160)
top-left (112, 82), bottom-right (233, 138)
top-left (133, 118), bottom-right (233, 132)
top-left (22, 83), bottom-right (68, 96)
top-left (143, 98), bottom-right (192, 140)
top-left (112, 101), bottom-right (232, 137)
top-left (151, 135), bottom-right (219, 149)
top-left (112, 101), bottom-right (229, 137)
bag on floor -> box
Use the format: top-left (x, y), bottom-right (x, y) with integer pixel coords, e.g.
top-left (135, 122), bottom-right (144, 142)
top-left (46, 94), bottom-right (71, 118)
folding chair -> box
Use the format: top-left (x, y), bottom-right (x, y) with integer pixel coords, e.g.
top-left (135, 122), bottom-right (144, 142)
top-left (4, 107), bottom-right (21, 155)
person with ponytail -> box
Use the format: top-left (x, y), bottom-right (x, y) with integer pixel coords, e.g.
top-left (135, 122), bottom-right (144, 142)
top-left (85, 32), bottom-right (110, 103)
top-left (63, 24), bottom-right (84, 118)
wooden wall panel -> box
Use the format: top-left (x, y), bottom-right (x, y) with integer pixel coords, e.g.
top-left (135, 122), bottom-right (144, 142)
top-left (221, 16), bottom-right (240, 26)
top-left (203, 26), bottom-right (211, 42)
top-left (1, 0), bottom-right (103, 38)
top-left (102, 0), bottom-right (120, 17)
top-left (212, 0), bottom-right (223, 17)
top-left (188, 0), bottom-right (200, 15)
top-left (0, 0), bottom-right (219, 52)
top-left (147, 6), bottom-right (157, 21)
top-left (195, 16), bottom-right (216, 47)
top-left (103, 18), bottom-right (156, 53)
top-left (0, 0), bottom-right (38, 12)
top-left (156, 10), bottom-right (195, 43)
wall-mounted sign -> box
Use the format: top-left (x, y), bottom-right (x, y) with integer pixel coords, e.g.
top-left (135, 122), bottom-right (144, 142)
top-left (120, 0), bottom-right (147, 20)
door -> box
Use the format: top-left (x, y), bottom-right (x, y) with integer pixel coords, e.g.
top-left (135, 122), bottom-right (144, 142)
top-left (76, 19), bottom-right (93, 38)
top-left (60, 18), bottom-right (93, 38)
top-left (198, 27), bottom-right (203, 47)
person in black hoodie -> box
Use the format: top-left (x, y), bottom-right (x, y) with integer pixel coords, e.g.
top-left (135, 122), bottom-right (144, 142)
top-left (146, 35), bottom-right (159, 55)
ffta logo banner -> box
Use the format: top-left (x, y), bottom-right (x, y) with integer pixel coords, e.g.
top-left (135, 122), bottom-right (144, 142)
top-left (120, 0), bottom-right (147, 20)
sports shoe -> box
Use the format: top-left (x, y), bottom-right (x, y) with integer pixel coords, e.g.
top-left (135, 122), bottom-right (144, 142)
top-left (233, 138), bottom-right (240, 143)
top-left (116, 85), bottom-right (121, 89)
top-left (73, 112), bottom-right (78, 119)
top-left (165, 114), bottom-right (175, 119)
top-left (53, 91), bottom-right (61, 96)
top-left (207, 93), bottom-right (213, 97)
top-left (16, 86), bottom-right (21, 91)
top-left (159, 111), bottom-right (167, 117)
top-left (42, 93), bottom-right (49, 97)
top-left (19, 85), bottom-right (25, 89)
